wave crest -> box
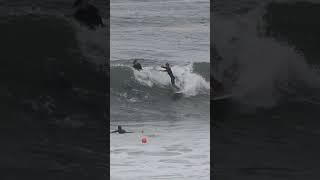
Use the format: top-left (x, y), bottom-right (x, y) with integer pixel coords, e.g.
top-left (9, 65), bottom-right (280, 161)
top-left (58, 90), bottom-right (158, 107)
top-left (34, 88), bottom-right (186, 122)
top-left (111, 62), bottom-right (210, 99)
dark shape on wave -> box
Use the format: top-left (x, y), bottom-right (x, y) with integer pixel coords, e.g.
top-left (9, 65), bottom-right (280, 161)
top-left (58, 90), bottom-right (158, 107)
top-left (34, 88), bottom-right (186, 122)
top-left (73, 0), bottom-right (104, 29)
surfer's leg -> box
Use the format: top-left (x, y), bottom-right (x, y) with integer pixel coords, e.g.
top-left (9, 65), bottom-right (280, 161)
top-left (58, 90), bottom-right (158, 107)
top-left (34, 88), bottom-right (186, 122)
top-left (171, 78), bottom-right (175, 86)
top-left (171, 78), bottom-right (179, 90)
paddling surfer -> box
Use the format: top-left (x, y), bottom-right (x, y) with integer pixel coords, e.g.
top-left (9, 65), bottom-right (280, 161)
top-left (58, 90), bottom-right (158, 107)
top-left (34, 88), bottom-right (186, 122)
top-left (111, 126), bottom-right (133, 134)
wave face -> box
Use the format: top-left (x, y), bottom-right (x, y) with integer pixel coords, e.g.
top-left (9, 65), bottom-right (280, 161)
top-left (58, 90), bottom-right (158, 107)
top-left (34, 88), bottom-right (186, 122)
top-left (0, 10), bottom-right (108, 128)
top-left (213, 1), bottom-right (320, 109)
top-left (111, 60), bottom-right (210, 102)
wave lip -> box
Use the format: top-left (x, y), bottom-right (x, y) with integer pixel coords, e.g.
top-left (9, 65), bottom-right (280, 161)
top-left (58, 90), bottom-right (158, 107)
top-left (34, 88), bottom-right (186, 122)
top-left (213, 3), bottom-right (320, 108)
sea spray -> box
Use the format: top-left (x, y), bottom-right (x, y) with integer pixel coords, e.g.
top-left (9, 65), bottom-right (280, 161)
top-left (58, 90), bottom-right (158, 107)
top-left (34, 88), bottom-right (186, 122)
top-left (213, 5), bottom-right (320, 108)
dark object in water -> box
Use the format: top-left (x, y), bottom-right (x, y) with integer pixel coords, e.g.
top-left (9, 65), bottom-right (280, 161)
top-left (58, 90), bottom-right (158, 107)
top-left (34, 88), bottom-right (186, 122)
top-left (73, 0), bottom-right (104, 29)
top-left (111, 125), bottom-right (133, 134)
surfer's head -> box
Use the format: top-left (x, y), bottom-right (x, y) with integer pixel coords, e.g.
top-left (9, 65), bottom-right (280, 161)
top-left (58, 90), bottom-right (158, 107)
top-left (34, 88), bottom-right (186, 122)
top-left (133, 59), bottom-right (137, 64)
top-left (118, 125), bottom-right (122, 130)
top-left (166, 63), bottom-right (170, 67)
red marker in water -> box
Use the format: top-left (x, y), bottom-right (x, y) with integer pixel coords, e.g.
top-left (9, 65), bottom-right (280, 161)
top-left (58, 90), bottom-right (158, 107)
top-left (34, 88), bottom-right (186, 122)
top-left (141, 130), bottom-right (147, 144)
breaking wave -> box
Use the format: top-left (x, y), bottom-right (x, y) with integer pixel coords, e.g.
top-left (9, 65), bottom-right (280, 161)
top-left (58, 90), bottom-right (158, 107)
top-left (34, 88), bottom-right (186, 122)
top-left (111, 61), bottom-right (210, 101)
top-left (213, 2), bottom-right (320, 108)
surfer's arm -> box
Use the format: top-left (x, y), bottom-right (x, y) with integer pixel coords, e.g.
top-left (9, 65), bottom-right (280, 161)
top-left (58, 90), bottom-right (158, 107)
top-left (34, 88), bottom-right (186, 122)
top-left (111, 130), bottom-right (118, 133)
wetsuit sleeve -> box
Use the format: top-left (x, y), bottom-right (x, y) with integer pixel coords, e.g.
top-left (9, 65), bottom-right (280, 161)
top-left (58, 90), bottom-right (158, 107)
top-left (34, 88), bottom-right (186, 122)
top-left (111, 130), bottom-right (118, 133)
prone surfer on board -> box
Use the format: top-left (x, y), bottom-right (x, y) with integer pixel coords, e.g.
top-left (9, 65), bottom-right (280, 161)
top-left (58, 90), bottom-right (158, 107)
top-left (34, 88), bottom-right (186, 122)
top-left (160, 63), bottom-right (179, 89)
top-left (111, 125), bottom-right (133, 134)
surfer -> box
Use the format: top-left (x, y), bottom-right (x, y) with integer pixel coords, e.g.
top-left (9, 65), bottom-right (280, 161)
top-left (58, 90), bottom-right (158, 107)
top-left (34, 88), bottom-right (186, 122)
top-left (133, 59), bottom-right (142, 71)
top-left (111, 125), bottom-right (133, 134)
top-left (160, 63), bottom-right (178, 89)
top-left (73, 0), bottom-right (105, 29)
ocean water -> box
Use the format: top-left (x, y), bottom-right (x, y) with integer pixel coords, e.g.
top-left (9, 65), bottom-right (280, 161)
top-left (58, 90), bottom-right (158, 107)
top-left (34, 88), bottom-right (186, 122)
top-left (213, 0), bottom-right (320, 179)
top-left (110, 0), bottom-right (210, 179)
top-left (111, 0), bottom-right (209, 63)
top-left (0, 1), bottom-right (108, 179)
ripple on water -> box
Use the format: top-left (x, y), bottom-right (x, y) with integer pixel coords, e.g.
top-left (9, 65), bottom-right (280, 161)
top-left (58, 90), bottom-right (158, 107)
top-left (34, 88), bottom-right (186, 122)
top-left (185, 154), bottom-right (208, 159)
top-left (159, 159), bottom-right (191, 164)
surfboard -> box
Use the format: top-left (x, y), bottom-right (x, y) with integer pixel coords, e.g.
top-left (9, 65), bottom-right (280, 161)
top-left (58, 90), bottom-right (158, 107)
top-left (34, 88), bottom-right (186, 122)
top-left (174, 92), bottom-right (183, 96)
top-left (172, 87), bottom-right (183, 99)
top-left (173, 89), bottom-right (183, 95)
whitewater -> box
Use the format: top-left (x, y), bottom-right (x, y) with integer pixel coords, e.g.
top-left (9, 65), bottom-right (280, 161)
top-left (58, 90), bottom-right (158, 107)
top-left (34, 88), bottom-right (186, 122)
top-left (213, 0), bottom-right (320, 179)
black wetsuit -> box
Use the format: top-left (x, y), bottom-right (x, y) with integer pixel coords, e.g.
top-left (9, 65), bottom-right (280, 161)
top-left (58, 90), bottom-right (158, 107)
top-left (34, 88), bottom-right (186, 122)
top-left (133, 63), bottom-right (142, 71)
top-left (162, 66), bottom-right (175, 86)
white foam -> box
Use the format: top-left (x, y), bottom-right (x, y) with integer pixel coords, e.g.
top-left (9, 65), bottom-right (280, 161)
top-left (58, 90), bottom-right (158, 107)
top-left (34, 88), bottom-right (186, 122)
top-left (214, 6), bottom-right (320, 107)
top-left (132, 64), bottom-right (210, 97)
top-left (70, 18), bottom-right (109, 65)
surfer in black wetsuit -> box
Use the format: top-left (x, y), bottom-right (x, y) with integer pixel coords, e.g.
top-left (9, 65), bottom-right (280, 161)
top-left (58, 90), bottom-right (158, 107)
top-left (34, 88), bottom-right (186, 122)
top-left (161, 63), bottom-right (178, 89)
top-left (111, 126), bottom-right (133, 134)
top-left (73, 0), bottom-right (105, 29)
top-left (133, 60), bottom-right (142, 71)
